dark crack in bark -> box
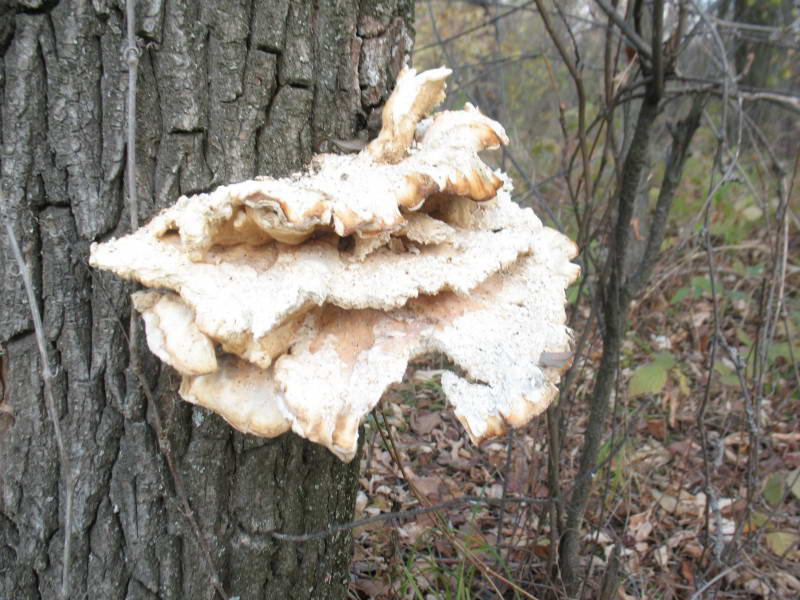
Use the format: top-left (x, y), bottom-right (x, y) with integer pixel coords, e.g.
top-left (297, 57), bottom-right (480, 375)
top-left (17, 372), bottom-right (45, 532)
top-left (0, 1), bottom-right (414, 598)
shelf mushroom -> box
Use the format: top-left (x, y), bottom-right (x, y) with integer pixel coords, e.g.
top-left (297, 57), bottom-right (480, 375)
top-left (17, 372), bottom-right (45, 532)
top-left (90, 66), bottom-right (580, 462)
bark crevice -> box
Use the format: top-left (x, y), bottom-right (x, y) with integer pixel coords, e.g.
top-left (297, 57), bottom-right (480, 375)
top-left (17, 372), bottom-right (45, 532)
top-left (1, 1), bottom-right (414, 598)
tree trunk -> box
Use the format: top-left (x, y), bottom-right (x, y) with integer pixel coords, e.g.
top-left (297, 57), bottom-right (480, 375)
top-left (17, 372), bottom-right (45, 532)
top-left (0, 1), bottom-right (413, 598)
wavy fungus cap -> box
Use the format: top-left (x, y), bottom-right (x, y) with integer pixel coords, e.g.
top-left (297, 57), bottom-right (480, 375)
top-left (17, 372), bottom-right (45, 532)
top-left (90, 66), bottom-right (579, 462)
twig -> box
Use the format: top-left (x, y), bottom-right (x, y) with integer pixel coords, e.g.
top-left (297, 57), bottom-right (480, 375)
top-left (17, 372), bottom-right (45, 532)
top-left (689, 562), bottom-right (743, 600)
top-left (121, 3), bottom-right (228, 598)
top-left (592, 0), bottom-right (653, 62)
top-left (495, 429), bottom-right (515, 556)
top-left (270, 494), bottom-right (549, 542)
top-left (414, 1), bottom-right (535, 53)
top-left (125, 0), bottom-right (139, 232)
top-left (651, 0), bottom-right (664, 100)
top-left (128, 364), bottom-right (231, 600)
top-left (125, 0), bottom-right (142, 396)
top-left (424, 0), bottom-right (563, 230)
top-left (373, 404), bottom-right (539, 599)
top-left (3, 219), bottom-right (74, 600)
top-left (559, 74), bottom-right (661, 600)
top-left (533, 0), bottom-right (594, 206)
top-left (626, 94), bottom-right (706, 296)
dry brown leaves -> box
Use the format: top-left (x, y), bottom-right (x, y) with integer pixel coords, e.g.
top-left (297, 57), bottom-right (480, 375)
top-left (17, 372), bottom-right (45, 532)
top-left (348, 245), bottom-right (799, 599)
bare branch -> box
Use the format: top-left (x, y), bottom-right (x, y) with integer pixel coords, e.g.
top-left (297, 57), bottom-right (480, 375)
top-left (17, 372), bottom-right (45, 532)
top-left (593, 0), bottom-right (653, 63)
top-left (651, 0), bottom-right (664, 100)
top-left (3, 219), bottom-right (74, 600)
top-left (534, 0), bottom-right (594, 204)
top-left (125, 0), bottom-right (139, 231)
top-left (627, 94), bottom-right (706, 296)
top-left (415, 1), bottom-right (535, 53)
top-left (270, 495), bottom-right (549, 542)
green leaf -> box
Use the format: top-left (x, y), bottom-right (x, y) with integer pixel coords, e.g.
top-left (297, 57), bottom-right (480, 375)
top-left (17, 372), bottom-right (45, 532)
top-left (763, 472), bottom-right (786, 506)
top-left (768, 342), bottom-right (796, 361)
top-left (727, 290), bottom-right (750, 301)
top-left (713, 362), bottom-right (740, 386)
top-left (629, 362), bottom-right (669, 397)
top-left (596, 439), bottom-right (612, 465)
top-left (720, 374), bottom-right (740, 386)
top-left (653, 352), bottom-right (676, 369)
top-left (691, 275), bottom-right (712, 297)
top-left (736, 329), bottom-right (753, 347)
top-left (788, 469), bottom-right (800, 502)
top-left (714, 362), bottom-right (733, 375)
top-left (747, 510), bottom-right (769, 531)
top-left (676, 371), bottom-right (690, 395)
top-left (765, 531), bottom-right (800, 559)
top-left (671, 287), bottom-right (690, 303)
top-left (567, 284), bottom-right (579, 303)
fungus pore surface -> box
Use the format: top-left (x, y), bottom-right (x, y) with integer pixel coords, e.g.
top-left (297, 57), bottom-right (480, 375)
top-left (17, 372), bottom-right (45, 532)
top-left (90, 66), bottom-right (580, 461)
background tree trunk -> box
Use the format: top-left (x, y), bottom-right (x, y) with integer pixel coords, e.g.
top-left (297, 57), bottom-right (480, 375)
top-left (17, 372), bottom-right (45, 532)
top-left (0, 1), bottom-right (413, 598)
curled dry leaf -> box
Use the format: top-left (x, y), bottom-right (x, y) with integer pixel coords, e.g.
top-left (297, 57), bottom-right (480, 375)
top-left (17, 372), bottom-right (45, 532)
top-left (89, 65), bottom-right (579, 461)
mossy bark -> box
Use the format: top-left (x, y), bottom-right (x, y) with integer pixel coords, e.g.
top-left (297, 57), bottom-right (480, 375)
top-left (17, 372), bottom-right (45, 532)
top-left (0, 1), bottom-right (413, 598)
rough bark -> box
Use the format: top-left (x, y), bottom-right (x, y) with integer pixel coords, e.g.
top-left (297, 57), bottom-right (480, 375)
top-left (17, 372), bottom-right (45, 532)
top-left (0, 1), bottom-right (414, 598)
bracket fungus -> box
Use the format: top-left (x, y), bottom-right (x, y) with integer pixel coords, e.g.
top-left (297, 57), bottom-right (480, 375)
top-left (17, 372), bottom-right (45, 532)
top-left (90, 66), bottom-right (580, 462)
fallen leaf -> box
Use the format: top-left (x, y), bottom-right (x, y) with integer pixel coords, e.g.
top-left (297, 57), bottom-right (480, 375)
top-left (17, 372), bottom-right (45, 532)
top-left (506, 451), bottom-right (530, 494)
top-left (628, 511), bottom-right (653, 542)
top-left (397, 522), bottom-right (428, 544)
top-left (646, 419), bottom-right (667, 441)
top-left (533, 540), bottom-right (551, 559)
top-left (656, 492), bottom-right (678, 513)
top-left (667, 530), bottom-right (695, 549)
top-left (668, 439), bottom-right (701, 456)
top-left (723, 431), bottom-right (749, 447)
top-left (743, 510), bottom-right (768, 534)
top-left (788, 468), bottom-right (800, 501)
top-left (763, 472), bottom-right (786, 506)
top-left (411, 476), bottom-right (442, 499)
top-left (744, 577), bottom-right (771, 597)
top-left (775, 571), bottom-right (800, 595)
top-left (680, 560), bottom-right (695, 585)
top-left (684, 540), bottom-right (704, 558)
top-left (352, 577), bottom-right (389, 597)
top-left (366, 494), bottom-right (392, 515)
top-left (411, 369), bottom-right (446, 383)
top-left (765, 531), bottom-right (800, 560)
top-left (355, 490), bottom-right (368, 514)
top-left (655, 489), bottom-right (705, 516)
top-left (412, 412), bottom-right (443, 435)
top-left (712, 516), bottom-right (736, 542)
top-left (630, 444), bottom-right (670, 468)
top-left (654, 544), bottom-right (669, 568)
top-left (629, 362), bottom-right (669, 397)
top-left (772, 432), bottom-right (800, 443)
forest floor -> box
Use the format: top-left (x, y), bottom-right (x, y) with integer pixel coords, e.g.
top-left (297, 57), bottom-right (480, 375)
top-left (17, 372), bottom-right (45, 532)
top-left (360, 6), bottom-right (800, 598)
top-left (347, 231), bottom-right (800, 599)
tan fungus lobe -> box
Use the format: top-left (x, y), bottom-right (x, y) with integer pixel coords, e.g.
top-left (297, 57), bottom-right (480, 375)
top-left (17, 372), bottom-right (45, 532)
top-left (90, 194), bottom-right (540, 370)
top-left (167, 226), bottom-right (578, 461)
top-left (365, 66), bottom-right (452, 163)
top-left (89, 66), bottom-right (580, 461)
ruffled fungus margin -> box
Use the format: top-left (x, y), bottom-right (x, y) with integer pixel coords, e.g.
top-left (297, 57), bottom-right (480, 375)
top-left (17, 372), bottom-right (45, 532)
top-left (90, 66), bottom-right (579, 461)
